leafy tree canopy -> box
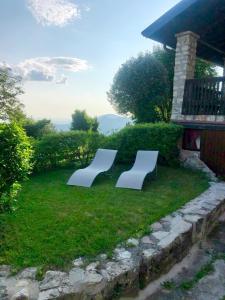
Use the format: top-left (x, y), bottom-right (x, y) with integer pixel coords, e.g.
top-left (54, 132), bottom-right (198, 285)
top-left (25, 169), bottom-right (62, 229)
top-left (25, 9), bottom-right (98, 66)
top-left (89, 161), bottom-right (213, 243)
top-left (71, 110), bottom-right (99, 132)
top-left (0, 69), bottom-right (25, 122)
top-left (108, 49), bottom-right (217, 123)
top-left (108, 53), bottom-right (169, 123)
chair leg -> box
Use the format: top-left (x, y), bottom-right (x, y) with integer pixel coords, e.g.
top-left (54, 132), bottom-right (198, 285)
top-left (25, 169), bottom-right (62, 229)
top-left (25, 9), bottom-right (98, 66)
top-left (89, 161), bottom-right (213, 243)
top-left (155, 166), bottom-right (157, 178)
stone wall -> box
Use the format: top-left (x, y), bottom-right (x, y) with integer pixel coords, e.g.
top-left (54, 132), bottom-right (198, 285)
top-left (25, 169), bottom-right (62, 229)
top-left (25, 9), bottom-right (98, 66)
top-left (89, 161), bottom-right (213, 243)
top-left (1, 181), bottom-right (225, 300)
top-left (180, 150), bottom-right (217, 182)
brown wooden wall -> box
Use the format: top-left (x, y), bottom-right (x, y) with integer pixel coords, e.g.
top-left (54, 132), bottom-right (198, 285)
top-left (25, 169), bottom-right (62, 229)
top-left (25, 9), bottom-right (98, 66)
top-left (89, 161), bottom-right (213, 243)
top-left (200, 130), bottom-right (225, 176)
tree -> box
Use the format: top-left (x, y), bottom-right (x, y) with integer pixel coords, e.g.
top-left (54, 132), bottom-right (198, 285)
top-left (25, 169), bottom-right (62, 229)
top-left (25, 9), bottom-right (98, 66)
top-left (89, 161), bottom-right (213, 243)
top-left (151, 48), bottom-right (175, 122)
top-left (23, 118), bottom-right (55, 139)
top-left (195, 58), bottom-right (217, 79)
top-left (71, 110), bottom-right (99, 131)
top-left (108, 49), bottom-right (217, 123)
top-left (0, 69), bottom-right (25, 122)
top-left (108, 53), bottom-right (169, 123)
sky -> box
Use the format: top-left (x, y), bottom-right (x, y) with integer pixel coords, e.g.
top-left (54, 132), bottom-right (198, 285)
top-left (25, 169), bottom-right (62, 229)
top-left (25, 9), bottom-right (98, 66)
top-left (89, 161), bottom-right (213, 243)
top-left (0, 0), bottom-right (181, 122)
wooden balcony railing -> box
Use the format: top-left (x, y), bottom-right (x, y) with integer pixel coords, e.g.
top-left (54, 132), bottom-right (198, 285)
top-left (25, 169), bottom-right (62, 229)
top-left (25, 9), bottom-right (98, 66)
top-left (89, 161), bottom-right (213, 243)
top-left (182, 77), bottom-right (225, 115)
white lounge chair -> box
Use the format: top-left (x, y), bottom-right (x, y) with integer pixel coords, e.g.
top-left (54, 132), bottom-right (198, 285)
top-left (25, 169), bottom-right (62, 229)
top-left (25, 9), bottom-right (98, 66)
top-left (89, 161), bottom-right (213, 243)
top-left (67, 149), bottom-right (118, 187)
top-left (116, 150), bottom-right (159, 190)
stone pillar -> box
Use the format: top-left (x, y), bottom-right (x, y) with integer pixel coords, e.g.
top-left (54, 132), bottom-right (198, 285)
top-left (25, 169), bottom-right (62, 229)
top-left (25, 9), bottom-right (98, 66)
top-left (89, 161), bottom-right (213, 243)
top-left (171, 31), bottom-right (200, 121)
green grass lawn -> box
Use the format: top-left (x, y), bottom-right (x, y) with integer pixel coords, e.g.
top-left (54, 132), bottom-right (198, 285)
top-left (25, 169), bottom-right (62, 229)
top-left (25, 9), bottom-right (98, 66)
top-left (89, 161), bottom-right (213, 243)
top-left (0, 165), bottom-right (209, 271)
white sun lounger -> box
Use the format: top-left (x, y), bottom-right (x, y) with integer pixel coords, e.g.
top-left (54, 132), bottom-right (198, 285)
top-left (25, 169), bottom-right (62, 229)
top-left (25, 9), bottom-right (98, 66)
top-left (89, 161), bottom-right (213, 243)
top-left (67, 149), bottom-right (118, 187)
top-left (116, 150), bottom-right (159, 190)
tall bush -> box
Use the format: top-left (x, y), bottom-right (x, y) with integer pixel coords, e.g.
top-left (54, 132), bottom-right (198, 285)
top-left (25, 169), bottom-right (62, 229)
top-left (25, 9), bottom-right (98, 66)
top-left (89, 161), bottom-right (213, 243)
top-left (0, 123), bottom-right (33, 212)
top-left (33, 131), bottom-right (105, 172)
top-left (106, 123), bottom-right (183, 165)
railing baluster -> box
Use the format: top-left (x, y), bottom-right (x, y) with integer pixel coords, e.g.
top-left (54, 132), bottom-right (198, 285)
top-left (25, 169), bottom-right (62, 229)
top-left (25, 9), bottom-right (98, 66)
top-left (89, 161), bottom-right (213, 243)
top-left (202, 79), bottom-right (206, 114)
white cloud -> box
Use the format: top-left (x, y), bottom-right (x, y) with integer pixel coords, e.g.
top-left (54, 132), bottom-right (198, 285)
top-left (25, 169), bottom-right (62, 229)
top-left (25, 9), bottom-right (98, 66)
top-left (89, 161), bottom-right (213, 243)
top-left (56, 74), bottom-right (67, 84)
top-left (16, 58), bottom-right (54, 81)
top-left (1, 57), bottom-right (89, 84)
top-left (27, 0), bottom-right (80, 27)
top-left (42, 57), bottom-right (89, 72)
top-left (0, 62), bottom-right (11, 71)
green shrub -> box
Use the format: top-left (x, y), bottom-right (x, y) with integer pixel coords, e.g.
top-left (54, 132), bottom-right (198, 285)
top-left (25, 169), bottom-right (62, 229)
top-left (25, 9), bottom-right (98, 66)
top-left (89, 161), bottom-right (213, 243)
top-left (33, 131), bottom-right (105, 172)
top-left (105, 123), bottom-right (183, 165)
top-left (0, 123), bottom-right (33, 212)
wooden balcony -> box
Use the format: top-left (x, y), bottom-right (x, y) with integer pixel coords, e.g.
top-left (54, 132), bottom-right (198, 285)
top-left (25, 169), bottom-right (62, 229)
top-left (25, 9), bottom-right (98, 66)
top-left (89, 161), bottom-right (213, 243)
top-left (182, 77), bottom-right (225, 115)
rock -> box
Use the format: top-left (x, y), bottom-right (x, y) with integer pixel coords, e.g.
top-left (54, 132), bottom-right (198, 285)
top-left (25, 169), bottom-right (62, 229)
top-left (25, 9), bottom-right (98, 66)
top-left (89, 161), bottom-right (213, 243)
top-left (201, 202), bottom-right (216, 211)
top-left (180, 206), bottom-right (209, 216)
top-left (151, 222), bottom-right (163, 231)
top-left (11, 287), bottom-right (29, 300)
top-left (0, 283), bottom-right (8, 300)
top-left (180, 150), bottom-right (217, 182)
top-left (15, 279), bottom-right (30, 288)
top-left (18, 267), bottom-right (38, 280)
top-left (69, 267), bottom-right (105, 296)
top-left (83, 271), bottom-right (105, 295)
top-left (86, 262), bottom-right (99, 271)
top-left (127, 238), bottom-right (139, 247)
top-left (152, 231), bottom-right (169, 241)
top-left (38, 288), bottom-right (60, 300)
top-left (158, 232), bottom-right (179, 248)
top-left (142, 248), bottom-right (157, 259)
top-left (84, 271), bottom-right (103, 285)
top-left (99, 254), bottom-right (107, 261)
top-left (141, 236), bottom-right (154, 244)
top-left (0, 265), bottom-right (11, 278)
top-left (114, 248), bottom-right (132, 260)
top-left (184, 214), bottom-right (203, 224)
top-left (72, 257), bottom-right (84, 268)
top-left (39, 271), bottom-right (69, 291)
top-left (69, 268), bottom-right (85, 286)
top-left (103, 259), bottom-right (135, 281)
top-left (169, 215), bottom-right (192, 235)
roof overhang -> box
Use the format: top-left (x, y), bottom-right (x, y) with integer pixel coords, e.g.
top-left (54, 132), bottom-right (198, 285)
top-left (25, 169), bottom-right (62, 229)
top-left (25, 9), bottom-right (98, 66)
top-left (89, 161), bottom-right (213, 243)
top-left (142, 0), bottom-right (225, 67)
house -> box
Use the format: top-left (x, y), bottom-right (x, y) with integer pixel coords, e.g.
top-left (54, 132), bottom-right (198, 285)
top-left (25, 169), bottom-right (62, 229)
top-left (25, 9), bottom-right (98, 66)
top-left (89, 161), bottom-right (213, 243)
top-left (142, 0), bottom-right (225, 176)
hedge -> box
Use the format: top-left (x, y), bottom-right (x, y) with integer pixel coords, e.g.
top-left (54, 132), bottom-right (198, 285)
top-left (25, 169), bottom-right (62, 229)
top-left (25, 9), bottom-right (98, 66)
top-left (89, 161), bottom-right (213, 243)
top-left (33, 131), bottom-right (105, 172)
top-left (105, 123), bottom-right (183, 165)
top-left (0, 123), bottom-right (33, 212)
top-left (33, 123), bottom-right (182, 172)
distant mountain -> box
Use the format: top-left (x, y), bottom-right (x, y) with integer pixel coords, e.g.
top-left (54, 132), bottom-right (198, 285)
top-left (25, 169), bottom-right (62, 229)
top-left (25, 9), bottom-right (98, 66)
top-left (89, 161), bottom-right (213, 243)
top-left (54, 123), bottom-right (70, 131)
top-left (97, 114), bottom-right (132, 135)
top-left (54, 114), bottom-right (132, 135)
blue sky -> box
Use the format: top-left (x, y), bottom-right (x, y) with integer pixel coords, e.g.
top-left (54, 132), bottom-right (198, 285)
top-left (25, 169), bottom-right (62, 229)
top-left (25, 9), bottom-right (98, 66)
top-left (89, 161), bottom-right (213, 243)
top-left (0, 0), bottom-right (181, 122)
